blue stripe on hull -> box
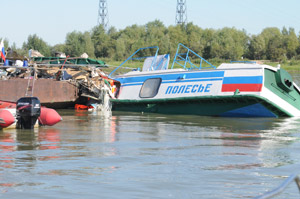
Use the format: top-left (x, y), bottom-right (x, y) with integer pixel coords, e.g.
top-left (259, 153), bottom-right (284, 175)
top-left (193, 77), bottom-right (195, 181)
top-left (220, 103), bottom-right (277, 117)
top-left (223, 76), bottom-right (263, 84)
top-left (116, 71), bottom-right (225, 85)
top-left (121, 78), bottom-right (223, 87)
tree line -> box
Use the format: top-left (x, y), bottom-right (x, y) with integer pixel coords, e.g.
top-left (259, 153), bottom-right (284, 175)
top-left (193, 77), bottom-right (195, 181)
top-left (2, 20), bottom-right (300, 62)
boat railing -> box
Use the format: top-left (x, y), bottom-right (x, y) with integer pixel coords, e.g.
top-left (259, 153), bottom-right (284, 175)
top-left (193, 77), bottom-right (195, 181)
top-left (253, 174), bottom-right (300, 199)
top-left (108, 46), bottom-right (160, 78)
top-left (171, 43), bottom-right (216, 70)
top-left (108, 43), bottom-right (216, 78)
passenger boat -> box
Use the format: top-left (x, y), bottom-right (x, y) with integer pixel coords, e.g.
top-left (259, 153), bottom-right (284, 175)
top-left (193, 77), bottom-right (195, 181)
top-left (109, 43), bottom-right (300, 117)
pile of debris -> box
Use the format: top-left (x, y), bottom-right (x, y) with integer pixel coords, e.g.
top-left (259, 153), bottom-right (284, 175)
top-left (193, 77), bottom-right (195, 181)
top-left (0, 54), bottom-right (117, 110)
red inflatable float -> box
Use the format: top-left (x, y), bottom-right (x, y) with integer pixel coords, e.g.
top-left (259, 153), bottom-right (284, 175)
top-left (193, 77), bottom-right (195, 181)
top-left (0, 100), bottom-right (62, 129)
top-left (38, 107), bottom-right (62, 126)
top-left (0, 109), bottom-right (15, 128)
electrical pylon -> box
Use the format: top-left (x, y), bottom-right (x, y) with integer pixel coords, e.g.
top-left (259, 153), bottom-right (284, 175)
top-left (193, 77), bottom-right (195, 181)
top-left (175, 0), bottom-right (187, 25)
top-left (98, 0), bottom-right (109, 30)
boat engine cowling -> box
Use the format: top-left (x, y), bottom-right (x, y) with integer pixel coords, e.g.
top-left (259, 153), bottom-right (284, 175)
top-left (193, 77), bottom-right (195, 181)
top-left (16, 97), bottom-right (41, 129)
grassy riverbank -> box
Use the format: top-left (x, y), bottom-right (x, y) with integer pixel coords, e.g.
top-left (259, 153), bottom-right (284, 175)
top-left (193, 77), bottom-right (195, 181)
top-left (263, 60), bottom-right (300, 71)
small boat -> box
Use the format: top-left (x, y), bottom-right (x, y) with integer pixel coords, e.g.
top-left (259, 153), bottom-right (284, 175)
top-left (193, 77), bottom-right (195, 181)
top-left (108, 43), bottom-right (300, 117)
top-left (0, 97), bottom-right (62, 129)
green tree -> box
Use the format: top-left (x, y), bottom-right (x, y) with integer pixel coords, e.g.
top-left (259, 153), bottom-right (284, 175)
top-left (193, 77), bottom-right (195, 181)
top-left (145, 20), bottom-right (167, 50)
top-left (91, 25), bottom-right (111, 58)
top-left (210, 28), bottom-right (248, 60)
top-left (201, 29), bottom-right (215, 59)
top-left (248, 35), bottom-right (266, 60)
top-left (52, 44), bottom-right (66, 55)
top-left (282, 27), bottom-right (299, 59)
top-left (168, 24), bottom-right (188, 54)
top-left (297, 33), bottom-right (300, 57)
top-left (267, 37), bottom-right (286, 61)
top-left (82, 31), bottom-right (95, 58)
top-left (65, 31), bottom-right (95, 57)
top-left (106, 26), bottom-right (119, 58)
top-left (185, 23), bottom-right (205, 56)
top-left (114, 37), bottom-right (126, 61)
top-left (114, 24), bottom-right (146, 59)
top-left (260, 27), bottom-right (286, 61)
top-left (23, 34), bottom-right (51, 56)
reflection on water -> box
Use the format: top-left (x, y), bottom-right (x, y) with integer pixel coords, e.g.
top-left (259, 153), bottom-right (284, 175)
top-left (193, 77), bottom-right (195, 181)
top-left (0, 128), bottom-right (61, 169)
top-left (0, 110), bottom-right (300, 197)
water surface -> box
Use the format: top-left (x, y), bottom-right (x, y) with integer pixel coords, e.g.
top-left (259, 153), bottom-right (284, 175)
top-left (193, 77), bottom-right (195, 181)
top-left (1, 110), bottom-right (300, 198)
top-left (1, 71), bottom-right (300, 198)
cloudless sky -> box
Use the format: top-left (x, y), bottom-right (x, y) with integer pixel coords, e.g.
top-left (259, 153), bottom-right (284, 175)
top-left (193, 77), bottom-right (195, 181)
top-left (1, 0), bottom-right (300, 47)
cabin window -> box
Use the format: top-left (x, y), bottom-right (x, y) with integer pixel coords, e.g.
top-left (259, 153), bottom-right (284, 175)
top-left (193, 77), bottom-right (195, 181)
top-left (139, 78), bottom-right (162, 98)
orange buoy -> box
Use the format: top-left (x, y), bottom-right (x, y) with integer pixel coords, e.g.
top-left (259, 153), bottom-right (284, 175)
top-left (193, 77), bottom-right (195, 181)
top-left (75, 104), bottom-right (94, 110)
top-left (38, 107), bottom-right (62, 126)
top-left (0, 109), bottom-right (15, 128)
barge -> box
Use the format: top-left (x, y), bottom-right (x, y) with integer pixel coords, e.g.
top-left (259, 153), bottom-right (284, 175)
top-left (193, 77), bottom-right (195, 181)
top-left (0, 56), bottom-right (109, 109)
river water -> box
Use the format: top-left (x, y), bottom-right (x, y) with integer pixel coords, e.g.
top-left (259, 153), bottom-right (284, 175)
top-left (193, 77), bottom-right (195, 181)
top-left (1, 73), bottom-right (300, 199)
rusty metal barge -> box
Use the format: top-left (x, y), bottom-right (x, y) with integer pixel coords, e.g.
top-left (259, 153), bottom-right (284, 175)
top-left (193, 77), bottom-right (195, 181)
top-left (0, 57), bottom-right (112, 109)
top-left (0, 78), bottom-right (79, 108)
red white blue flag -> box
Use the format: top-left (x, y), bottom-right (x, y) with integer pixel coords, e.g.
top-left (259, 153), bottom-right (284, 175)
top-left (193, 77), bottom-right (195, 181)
top-left (0, 40), bottom-right (6, 62)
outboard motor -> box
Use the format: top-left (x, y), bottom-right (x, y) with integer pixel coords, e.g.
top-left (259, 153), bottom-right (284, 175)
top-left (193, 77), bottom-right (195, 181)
top-left (16, 97), bottom-right (41, 129)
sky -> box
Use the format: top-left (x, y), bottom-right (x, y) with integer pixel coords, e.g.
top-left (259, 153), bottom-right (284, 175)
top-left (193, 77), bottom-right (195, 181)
top-left (1, 0), bottom-right (300, 48)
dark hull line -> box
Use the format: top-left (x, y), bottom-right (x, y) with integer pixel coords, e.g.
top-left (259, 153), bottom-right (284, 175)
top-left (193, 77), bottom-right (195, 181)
top-left (111, 95), bottom-right (290, 118)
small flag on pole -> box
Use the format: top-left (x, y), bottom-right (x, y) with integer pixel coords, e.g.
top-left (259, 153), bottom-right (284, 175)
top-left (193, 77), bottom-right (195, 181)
top-left (0, 40), bottom-right (6, 62)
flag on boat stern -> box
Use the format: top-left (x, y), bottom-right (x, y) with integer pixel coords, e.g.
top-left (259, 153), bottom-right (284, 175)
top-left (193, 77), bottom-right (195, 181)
top-left (0, 39), bottom-right (6, 62)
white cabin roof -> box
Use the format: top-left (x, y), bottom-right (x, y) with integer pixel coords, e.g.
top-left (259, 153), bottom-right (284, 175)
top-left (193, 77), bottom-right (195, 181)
top-left (218, 63), bottom-right (262, 69)
top-left (217, 63), bottom-right (279, 72)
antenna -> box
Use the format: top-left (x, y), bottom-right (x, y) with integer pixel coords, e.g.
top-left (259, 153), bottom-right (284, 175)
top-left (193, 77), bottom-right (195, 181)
top-left (98, 0), bottom-right (109, 30)
top-left (175, 0), bottom-right (187, 25)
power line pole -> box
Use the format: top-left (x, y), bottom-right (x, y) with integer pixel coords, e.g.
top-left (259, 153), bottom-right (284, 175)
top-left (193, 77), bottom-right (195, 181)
top-left (98, 0), bottom-right (109, 30)
top-left (175, 0), bottom-right (187, 25)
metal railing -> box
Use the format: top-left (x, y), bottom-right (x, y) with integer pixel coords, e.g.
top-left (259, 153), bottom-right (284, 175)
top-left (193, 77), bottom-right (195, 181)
top-left (108, 43), bottom-right (218, 78)
top-left (108, 46), bottom-right (159, 78)
top-left (171, 43), bottom-right (216, 70)
top-left (253, 174), bottom-right (300, 199)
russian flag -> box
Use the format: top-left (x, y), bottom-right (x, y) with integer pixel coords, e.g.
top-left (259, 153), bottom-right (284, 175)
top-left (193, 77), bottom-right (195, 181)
top-left (221, 76), bottom-right (263, 92)
top-left (0, 40), bottom-right (5, 62)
